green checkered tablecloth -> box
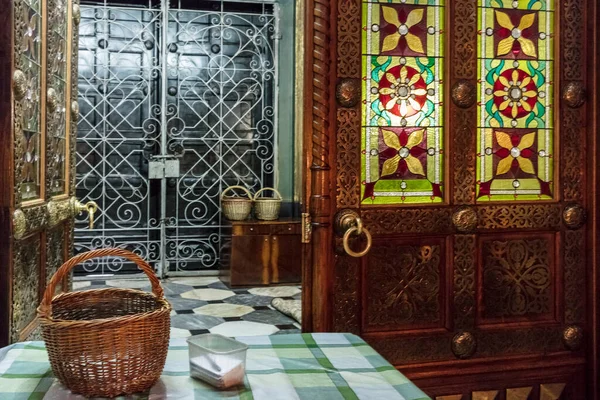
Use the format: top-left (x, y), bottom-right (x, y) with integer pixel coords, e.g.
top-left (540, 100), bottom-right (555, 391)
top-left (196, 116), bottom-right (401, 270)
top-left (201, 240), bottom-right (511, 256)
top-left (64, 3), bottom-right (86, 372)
top-left (0, 333), bottom-right (430, 400)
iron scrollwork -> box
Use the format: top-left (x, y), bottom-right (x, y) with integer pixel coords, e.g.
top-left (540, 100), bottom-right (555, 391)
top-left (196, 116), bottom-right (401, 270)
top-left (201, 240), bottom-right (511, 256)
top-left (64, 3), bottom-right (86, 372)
top-left (75, 4), bottom-right (278, 273)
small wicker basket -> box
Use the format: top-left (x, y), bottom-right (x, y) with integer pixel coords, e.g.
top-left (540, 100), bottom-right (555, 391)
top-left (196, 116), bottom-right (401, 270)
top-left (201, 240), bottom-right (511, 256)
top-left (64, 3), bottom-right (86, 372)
top-left (37, 248), bottom-right (171, 398)
top-left (253, 187), bottom-right (282, 221)
top-left (221, 185), bottom-right (253, 221)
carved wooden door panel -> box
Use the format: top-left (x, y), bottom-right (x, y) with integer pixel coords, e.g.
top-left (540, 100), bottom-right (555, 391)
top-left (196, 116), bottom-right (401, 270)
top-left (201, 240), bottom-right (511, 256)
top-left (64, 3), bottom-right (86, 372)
top-left (0, 0), bottom-right (85, 346)
top-left (306, 0), bottom-right (592, 397)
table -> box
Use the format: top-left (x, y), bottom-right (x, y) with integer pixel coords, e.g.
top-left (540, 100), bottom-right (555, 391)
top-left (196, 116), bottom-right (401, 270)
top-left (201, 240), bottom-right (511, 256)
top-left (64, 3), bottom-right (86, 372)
top-left (0, 333), bottom-right (430, 400)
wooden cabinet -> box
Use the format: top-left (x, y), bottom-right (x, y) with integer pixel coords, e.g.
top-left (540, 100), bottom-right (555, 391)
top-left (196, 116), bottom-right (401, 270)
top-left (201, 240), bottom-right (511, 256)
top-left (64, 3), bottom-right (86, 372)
top-left (221, 219), bottom-right (301, 287)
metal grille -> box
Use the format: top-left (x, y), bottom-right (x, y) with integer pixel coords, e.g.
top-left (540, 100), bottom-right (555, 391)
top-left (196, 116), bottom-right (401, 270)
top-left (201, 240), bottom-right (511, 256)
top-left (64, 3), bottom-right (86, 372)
top-left (75, 0), bottom-right (278, 275)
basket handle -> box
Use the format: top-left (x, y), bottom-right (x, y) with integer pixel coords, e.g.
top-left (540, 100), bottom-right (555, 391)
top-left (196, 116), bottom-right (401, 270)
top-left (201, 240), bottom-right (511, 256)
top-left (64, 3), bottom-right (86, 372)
top-left (38, 248), bottom-right (164, 318)
top-left (253, 187), bottom-right (282, 201)
top-left (221, 185), bottom-right (252, 200)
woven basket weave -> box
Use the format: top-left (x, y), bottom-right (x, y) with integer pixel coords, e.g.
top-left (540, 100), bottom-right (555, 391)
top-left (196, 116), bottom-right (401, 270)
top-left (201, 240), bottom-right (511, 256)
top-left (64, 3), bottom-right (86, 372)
top-left (37, 248), bottom-right (171, 398)
top-left (221, 185), bottom-right (253, 221)
top-left (254, 187), bottom-right (282, 221)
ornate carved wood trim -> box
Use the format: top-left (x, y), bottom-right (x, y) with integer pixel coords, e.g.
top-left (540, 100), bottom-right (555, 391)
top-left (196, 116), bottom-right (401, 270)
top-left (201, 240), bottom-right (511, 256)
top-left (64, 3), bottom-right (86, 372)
top-left (364, 241), bottom-right (445, 332)
top-left (450, 0), bottom-right (477, 204)
top-left (562, 0), bottom-right (586, 203)
top-left (564, 230), bottom-right (585, 324)
top-left (332, 251), bottom-right (360, 334)
top-left (335, 0), bottom-right (360, 208)
top-left (336, 109), bottom-right (360, 208)
top-left (310, 0), bottom-right (331, 172)
top-left (309, 0), bottom-right (334, 332)
top-left (361, 208), bottom-right (453, 235)
top-left (453, 235), bottom-right (476, 330)
top-left (367, 327), bottom-right (566, 367)
top-left (476, 204), bottom-right (562, 231)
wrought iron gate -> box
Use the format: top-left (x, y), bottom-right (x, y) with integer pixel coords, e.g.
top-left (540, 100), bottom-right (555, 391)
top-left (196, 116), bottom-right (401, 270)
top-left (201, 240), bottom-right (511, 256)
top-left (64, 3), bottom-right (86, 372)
top-left (74, 0), bottom-right (278, 276)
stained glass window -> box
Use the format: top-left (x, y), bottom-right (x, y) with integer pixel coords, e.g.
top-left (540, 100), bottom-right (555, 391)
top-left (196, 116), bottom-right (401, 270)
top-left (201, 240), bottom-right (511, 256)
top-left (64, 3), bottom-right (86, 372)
top-left (361, 0), bottom-right (444, 205)
top-left (476, 0), bottom-right (554, 201)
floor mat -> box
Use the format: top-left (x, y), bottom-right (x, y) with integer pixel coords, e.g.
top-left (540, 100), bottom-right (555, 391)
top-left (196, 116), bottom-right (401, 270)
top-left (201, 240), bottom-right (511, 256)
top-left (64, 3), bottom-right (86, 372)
top-left (271, 298), bottom-right (301, 324)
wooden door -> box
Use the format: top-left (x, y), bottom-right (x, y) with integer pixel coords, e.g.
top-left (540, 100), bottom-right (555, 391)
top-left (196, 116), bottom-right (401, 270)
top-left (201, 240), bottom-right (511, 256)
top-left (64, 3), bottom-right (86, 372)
top-left (0, 0), bottom-right (87, 346)
top-left (303, 0), bottom-right (599, 397)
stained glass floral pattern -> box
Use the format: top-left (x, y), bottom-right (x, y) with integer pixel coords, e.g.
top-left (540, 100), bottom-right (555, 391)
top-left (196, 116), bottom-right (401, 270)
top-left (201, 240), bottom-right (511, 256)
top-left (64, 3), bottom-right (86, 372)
top-left (477, 0), bottom-right (554, 201)
top-left (362, 0), bottom-right (444, 204)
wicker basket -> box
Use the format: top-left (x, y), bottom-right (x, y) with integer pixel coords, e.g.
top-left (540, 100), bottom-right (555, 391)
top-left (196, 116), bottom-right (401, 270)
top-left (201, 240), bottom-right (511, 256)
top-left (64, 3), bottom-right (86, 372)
top-left (221, 185), bottom-right (253, 221)
top-left (253, 187), bottom-right (282, 221)
top-left (37, 248), bottom-right (171, 398)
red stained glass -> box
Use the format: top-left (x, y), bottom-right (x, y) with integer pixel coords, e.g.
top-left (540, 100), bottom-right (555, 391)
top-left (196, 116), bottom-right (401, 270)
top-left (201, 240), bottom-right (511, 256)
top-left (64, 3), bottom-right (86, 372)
top-left (378, 65), bottom-right (428, 118)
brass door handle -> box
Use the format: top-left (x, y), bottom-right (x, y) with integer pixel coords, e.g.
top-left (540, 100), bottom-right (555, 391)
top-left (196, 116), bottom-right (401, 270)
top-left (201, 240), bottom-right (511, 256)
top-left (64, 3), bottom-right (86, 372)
top-left (72, 199), bottom-right (98, 229)
top-left (335, 210), bottom-right (372, 258)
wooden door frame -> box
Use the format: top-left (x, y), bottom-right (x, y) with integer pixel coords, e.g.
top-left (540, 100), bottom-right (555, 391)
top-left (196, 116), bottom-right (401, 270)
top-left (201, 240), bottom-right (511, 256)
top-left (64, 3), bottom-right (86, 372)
top-left (301, 0), bottom-right (337, 333)
top-left (588, 0), bottom-right (600, 395)
top-left (301, 0), bottom-right (600, 397)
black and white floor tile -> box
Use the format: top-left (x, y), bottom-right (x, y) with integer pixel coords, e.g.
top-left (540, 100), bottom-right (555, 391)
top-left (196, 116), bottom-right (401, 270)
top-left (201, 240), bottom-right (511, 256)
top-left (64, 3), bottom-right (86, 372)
top-left (74, 277), bottom-right (302, 338)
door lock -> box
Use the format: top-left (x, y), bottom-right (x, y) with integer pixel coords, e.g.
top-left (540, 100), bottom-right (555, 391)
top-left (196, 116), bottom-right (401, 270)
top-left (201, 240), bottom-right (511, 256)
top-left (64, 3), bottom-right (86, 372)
top-left (148, 158), bottom-right (180, 179)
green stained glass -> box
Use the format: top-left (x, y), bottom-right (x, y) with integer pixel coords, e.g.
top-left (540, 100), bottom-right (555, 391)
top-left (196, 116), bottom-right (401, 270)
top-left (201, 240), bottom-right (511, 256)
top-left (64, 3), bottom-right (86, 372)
top-left (476, 0), bottom-right (555, 201)
top-left (361, 1), bottom-right (445, 205)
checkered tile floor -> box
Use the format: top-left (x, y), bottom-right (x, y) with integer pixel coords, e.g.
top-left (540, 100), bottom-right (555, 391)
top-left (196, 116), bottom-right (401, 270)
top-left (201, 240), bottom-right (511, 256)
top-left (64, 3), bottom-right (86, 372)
top-left (74, 276), bottom-right (301, 338)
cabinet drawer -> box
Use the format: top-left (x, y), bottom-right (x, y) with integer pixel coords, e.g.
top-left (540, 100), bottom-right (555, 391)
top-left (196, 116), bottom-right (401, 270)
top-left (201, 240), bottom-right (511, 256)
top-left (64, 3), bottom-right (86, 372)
top-left (270, 224), bottom-right (300, 235)
top-left (232, 225), bottom-right (271, 236)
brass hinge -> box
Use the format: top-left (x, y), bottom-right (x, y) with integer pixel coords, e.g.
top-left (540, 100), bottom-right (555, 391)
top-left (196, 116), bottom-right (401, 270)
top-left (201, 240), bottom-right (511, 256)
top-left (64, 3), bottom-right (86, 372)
top-left (301, 212), bottom-right (312, 243)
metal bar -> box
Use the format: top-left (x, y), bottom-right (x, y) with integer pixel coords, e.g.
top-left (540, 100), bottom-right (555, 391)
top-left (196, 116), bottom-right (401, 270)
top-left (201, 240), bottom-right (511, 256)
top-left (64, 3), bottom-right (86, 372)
top-left (159, 0), bottom-right (169, 278)
top-left (273, 2), bottom-right (280, 193)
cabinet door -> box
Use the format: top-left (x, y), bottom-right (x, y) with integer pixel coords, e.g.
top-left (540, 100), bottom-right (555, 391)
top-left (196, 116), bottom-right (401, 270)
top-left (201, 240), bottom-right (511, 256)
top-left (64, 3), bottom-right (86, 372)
top-left (270, 235), bottom-right (301, 284)
top-left (230, 235), bottom-right (270, 286)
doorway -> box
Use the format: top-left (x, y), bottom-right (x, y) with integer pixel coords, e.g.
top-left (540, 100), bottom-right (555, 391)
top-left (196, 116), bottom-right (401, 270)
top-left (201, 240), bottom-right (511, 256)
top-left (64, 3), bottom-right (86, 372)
top-left (73, 0), bottom-right (297, 277)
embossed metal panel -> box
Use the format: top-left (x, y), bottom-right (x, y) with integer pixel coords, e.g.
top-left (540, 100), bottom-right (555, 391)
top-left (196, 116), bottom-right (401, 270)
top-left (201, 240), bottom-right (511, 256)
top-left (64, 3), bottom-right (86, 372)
top-left (1, 0), bottom-right (77, 346)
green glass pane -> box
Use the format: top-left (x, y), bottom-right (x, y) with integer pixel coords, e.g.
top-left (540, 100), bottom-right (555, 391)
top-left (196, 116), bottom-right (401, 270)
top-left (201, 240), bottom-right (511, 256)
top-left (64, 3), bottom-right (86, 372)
top-left (361, 1), bottom-right (444, 205)
top-left (476, 1), bottom-right (555, 201)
